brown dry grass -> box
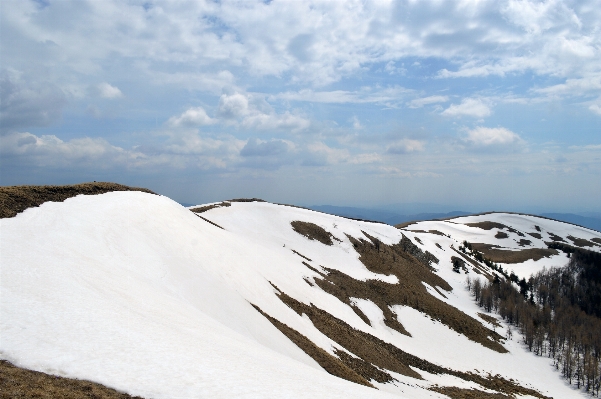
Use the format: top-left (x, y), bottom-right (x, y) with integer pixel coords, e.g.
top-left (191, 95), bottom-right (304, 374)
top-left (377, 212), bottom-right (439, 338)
top-left (430, 386), bottom-right (511, 399)
top-left (0, 182), bottom-right (155, 219)
top-left (592, 238), bottom-right (601, 244)
top-left (272, 287), bottom-right (545, 397)
top-left (527, 232), bottom-right (542, 239)
top-left (312, 235), bottom-right (506, 353)
top-left (251, 304), bottom-right (373, 388)
top-left (0, 360), bottom-right (143, 399)
top-left (547, 232), bottom-right (565, 242)
top-left (468, 222), bottom-right (507, 230)
top-left (495, 231), bottom-right (508, 239)
top-left (189, 201), bottom-right (231, 213)
top-left (567, 235), bottom-right (599, 247)
top-left (471, 243), bottom-right (558, 264)
top-left (477, 313), bottom-right (501, 328)
top-left (291, 221), bottom-right (337, 246)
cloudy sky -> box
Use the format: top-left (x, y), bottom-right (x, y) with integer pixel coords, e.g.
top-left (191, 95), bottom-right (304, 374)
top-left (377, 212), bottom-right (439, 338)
top-left (1, 0), bottom-right (600, 211)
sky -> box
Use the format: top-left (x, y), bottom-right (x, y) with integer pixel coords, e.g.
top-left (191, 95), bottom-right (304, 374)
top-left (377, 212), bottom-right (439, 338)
top-left (1, 0), bottom-right (600, 212)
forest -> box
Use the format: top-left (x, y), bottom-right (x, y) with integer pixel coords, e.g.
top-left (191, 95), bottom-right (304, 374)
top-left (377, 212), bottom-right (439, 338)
top-left (465, 242), bottom-right (601, 396)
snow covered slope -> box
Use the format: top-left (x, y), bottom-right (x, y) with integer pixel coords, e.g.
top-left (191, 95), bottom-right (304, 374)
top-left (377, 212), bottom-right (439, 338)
top-left (2, 191), bottom-right (598, 398)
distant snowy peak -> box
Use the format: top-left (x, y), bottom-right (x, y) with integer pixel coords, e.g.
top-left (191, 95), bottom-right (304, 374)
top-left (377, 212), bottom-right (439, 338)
top-left (404, 212), bottom-right (601, 281)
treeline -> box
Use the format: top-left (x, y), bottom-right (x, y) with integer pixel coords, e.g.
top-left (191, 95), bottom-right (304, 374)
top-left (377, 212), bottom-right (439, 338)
top-left (466, 246), bottom-right (601, 396)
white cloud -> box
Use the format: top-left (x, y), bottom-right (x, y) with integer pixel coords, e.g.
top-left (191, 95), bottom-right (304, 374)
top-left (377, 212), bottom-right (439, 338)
top-left (387, 139), bottom-right (425, 154)
top-left (96, 82), bottom-right (123, 99)
top-left (442, 98), bottom-right (491, 118)
top-left (590, 103), bottom-right (601, 116)
top-left (408, 95), bottom-right (448, 108)
top-left (218, 92), bottom-right (310, 132)
top-left (464, 126), bottom-right (523, 146)
top-left (240, 138), bottom-right (293, 157)
top-left (0, 131), bottom-right (142, 167)
top-left (0, 69), bottom-right (67, 132)
top-left (167, 107), bottom-right (215, 128)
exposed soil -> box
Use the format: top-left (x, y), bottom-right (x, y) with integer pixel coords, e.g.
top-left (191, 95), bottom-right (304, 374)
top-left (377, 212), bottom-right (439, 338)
top-left (535, 225), bottom-right (541, 232)
top-left (465, 222), bottom-right (524, 237)
top-left (194, 214), bottom-right (224, 230)
top-left (451, 248), bottom-right (493, 279)
top-left (292, 249), bottom-right (312, 262)
top-left (429, 230), bottom-right (446, 236)
top-left (527, 232), bottom-right (542, 239)
top-left (250, 304), bottom-right (373, 388)
top-left (592, 238), bottom-right (601, 244)
top-left (430, 386), bottom-right (511, 399)
top-left (477, 313), bottom-right (501, 329)
top-left (272, 287), bottom-right (544, 397)
top-left (189, 201), bottom-right (231, 213)
top-left (470, 243), bottom-right (558, 264)
top-left (517, 239), bottom-right (531, 247)
top-left (333, 349), bottom-right (395, 384)
top-left (0, 360), bottom-right (144, 399)
top-left (567, 235), bottom-right (598, 247)
top-left (546, 232), bottom-right (565, 242)
top-left (291, 221), bottom-right (337, 246)
top-left (0, 182), bottom-right (155, 219)
top-left (495, 231), bottom-right (508, 239)
top-left (312, 234), bottom-right (506, 353)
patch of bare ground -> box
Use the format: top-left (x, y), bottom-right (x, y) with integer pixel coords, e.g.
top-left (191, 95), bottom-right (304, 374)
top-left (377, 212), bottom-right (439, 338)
top-left (429, 230), bottom-right (446, 236)
top-left (430, 386), bottom-right (510, 399)
top-left (547, 232), bottom-right (565, 242)
top-left (193, 214), bottom-right (224, 229)
top-left (495, 231), bottom-right (508, 239)
top-left (527, 232), bottom-right (542, 239)
top-left (477, 313), bottom-right (501, 329)
top-left (470, 243), bottom-right (558, 264)
top-left (592, 238), bottom-right (601, 244)
top-left (250, 304), bottom-right (373, 388)
top-left (436, 243), bottom-right (443, 250)
top-left (466, 222), bottom-right (524, 237)
top-left (311, 234), bottom-right (506, 353)
top-left (291, 221), bottom-right (339, 245)
top-left (451, 248), bottom-right (493, 279)
top-left (0, 182), bottom-right (155, 219)
top-left (517, 239), bottom-right (531, 247)
top-left (567, 235), bottom-right (599, 247)
top-left (270, 286), bottom-right (545, 397)
top-left (0, 360), bottom-right (144, 399)
top-left (189, 201), bottom-right (231, 213)
top-left (291, 249), bottom-right (312, 261)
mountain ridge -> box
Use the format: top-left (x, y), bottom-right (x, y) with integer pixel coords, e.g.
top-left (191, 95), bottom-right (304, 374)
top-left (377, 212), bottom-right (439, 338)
top-left (2, 183), bottom-right (600, 398)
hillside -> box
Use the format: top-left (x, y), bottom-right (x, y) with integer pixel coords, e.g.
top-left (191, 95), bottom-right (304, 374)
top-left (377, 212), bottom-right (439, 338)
top-left (2, 185), bottom-right (600, 398)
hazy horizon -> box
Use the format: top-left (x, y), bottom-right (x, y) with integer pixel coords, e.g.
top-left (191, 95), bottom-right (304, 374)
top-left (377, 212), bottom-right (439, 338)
top-left (2, 1), bottom-right (600, 213)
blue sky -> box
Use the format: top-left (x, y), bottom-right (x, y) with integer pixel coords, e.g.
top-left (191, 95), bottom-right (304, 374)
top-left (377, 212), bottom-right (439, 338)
top-left (1, 0), bottom-right (600, 212)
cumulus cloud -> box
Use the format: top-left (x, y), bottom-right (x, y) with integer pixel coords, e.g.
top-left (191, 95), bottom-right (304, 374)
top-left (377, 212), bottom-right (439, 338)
top-left (167, 106), bottom-right (215, 128)
top-left (408, 96), bottom-right (448, 108)
top-left (442, 98), bottom-right (491, 118)
top-left (240, 138), bottom-right (292, 157)
top-left (464, 126), bottom-right (523, 146)
top-left (588, 102), bottom-right (601, 116)
top-left (387, 139), bottom-right (425, 154)
top-left (96, 83), bottom-right (123, 99)
top-left (0, 131), bottom-right (141, 167)
top-left (218, 92), bottom-right (310, 132)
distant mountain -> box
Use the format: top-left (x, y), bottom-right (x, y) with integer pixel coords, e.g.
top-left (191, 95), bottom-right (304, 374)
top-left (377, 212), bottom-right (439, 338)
top-left (539, 213), bottom-right (601, 233)
top-left (308, 204), bottom-right (471, 225)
